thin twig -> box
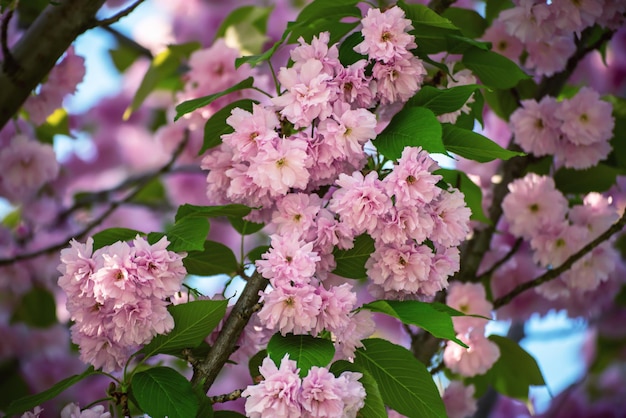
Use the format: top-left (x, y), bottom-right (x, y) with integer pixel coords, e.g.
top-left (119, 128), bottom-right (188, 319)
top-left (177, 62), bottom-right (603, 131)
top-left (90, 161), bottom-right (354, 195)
top-left (88, 0), bottom-right (146, 29)
top-left (210, 388), bottom-right (245, 404)
top-left (101, 25), bottom-right (153, 60)
top-left (493, 211), bottom-right (626, 309)
top-left (476, 238), bottom-right (523, 282)
top-left (0, 132), bottom-right (190, 267)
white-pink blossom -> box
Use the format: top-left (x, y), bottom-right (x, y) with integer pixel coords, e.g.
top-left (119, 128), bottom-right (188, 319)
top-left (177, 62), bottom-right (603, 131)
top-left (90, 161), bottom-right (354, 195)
top-left (355, 6), bottom-right (416, 63)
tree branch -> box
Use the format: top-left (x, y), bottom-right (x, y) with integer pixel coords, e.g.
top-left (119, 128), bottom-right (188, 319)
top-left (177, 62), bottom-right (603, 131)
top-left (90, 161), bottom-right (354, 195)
top-left (0, 132), bottom-right (189, 266)
top-left (210, 388), bottom-right (244, 404)
top-left (191, 271), bottom-right (269, 393)
top-left (0, 0), bottom-right (107, 130)
top-left (493, 210), bottom-right (626, 309)
top-left (88, 0), bottom-right (146, 29)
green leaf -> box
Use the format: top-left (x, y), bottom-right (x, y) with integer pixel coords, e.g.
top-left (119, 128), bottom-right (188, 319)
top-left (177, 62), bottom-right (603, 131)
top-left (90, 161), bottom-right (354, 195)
top-left (109, 43), bottom-right (143, 73)
top-left (463, 47), bottom-right (529, 89)
top-left (338, 31), bottom-right (366, 66)
top-left (399, 1), bottom-right (457, 30)
top-left (247, 245), bottom-right (270, 263)
top-left (92, 227), bottom-right (145, 250)
top-left (235, 36), bottom-right (286, 69)
top-left (436, 168), bottom-right (489, 223)
top-left (175, 204), bottom-right (252, 222)
top-left (361, 300), bottom-right (468, 348)
top-left (554, 164), bottom-right (623, 194)
top-left (132, 367), bottom-right (199, 418)
top-left (174, 77), bottom-right (255, 121)
top-left (292, 0), bottom-right (360, 26)
top-left (215, 6), bottom-right (273, 55)
top-left (332, 234), bottom-right (375, 280)
top-left (442, 124), bottom-right (524, 162)
top-left (183, 240), bottom-right (239, 276)
top-left (164, 217), bottom-right (210, 253)
top-left (4, 366), bottom-right (96, 416)
top-left (229, 217), bottom-right (265, 235)
top-left (288, 19), bottom-right (359, 46)
top-left (373, 107), bottom-right (446, 160)
top-left (0, 359), bottom-right (30, 411)
top-left (141, 300), bottom-right (228, 358)
top-left (249, 349), bottom-right (268, 380)
top-left (201, 99), bottom-right (257, 154)
top-left (398, 1), bottom-right (466, 54)
top-left (34, 108), bottom-right (70, 141)
top-left (442, 8), bottom-right (487, 38)
top-left (470, 335), bottom-right (545, 401)
top-left (131, 179), bottom-right (166, 206)
top-left (330, 361), bottom-right (386, 418)
top-left (408, 85), bottom-right (480, 116)
top-left (125, 42), bottom-right (200, 120)
top-left (354, 339), bottom-right (446, 418)
top-left (267, 334), bottom-right (335, 377)
top-left (11, 287), bottom-right (57, 328)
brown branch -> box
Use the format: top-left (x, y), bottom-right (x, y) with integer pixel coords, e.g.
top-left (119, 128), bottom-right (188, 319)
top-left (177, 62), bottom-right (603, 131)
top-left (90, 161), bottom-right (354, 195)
top-left (493, 210), bottom-right (626, 309)
top-left (88, 0), bottom-right (146, 29)
top-left (0, 132), bottom-right (189, 267)
top-left (210, 388), bottom-right (245, 404)
top-left (0, 0), bottom-right (108, 129)
top-left (1, 8), bottom-right (17, 73)
top-left (476, 238), bottom-right (523, 282)
top-left (191, 271), bottom-right (269, 393)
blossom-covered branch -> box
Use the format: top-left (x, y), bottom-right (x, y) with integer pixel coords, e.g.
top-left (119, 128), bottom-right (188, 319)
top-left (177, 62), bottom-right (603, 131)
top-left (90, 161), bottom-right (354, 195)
top-left (0, 133), bottom-right (189, 267)
top-left (493, 210), bottom-right (626, 309)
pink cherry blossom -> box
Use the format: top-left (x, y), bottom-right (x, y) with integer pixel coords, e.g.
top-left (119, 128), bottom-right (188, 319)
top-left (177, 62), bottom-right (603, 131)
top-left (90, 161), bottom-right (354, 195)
top-left (525, 36), bottom-right (576, 77)
top-left (443, 382), bottom-right (477, 418)
top-left (60, 403), bottom-right (111, 418)
top-left (329, 171), bottom-right (391, 235)
top-left (498, 0), bottom-right (553, 43)
top-left (555, 87), bottom-right (615, 146)
top-left (443, 330), bottom-right (501, 377)
top-left (0, 134), bottom-right (60, 202)
top-left (314, 283), bottom-right (356, 335)
top-left (291, 32), bottom-right (340, 75)
top-left (258, 284), bottom-right (322, 336)
top-left (502, 173), bottom-right (569, 239)
top-left (243, 354), bottom-right (303, 418)
top-left (446, 282), bottom-right (493, 335)
top-left (270, 193), bottom-right (322, 237)
top-left (256, 234), bottom-right (320, 287)
top-left (430, 188), bottom-right (472, 248)
top-left (383, 146), bottom-right (442, 207)
top-left (372, 55), bottom-right (426, 105)
top-left (222, 104), bottom-right (280, 161)
top-left (510, 97), bottom-right (561, 156)
top-left (355, 6), bottom-right (416, 63)
top-left (300, 366), bottom-right (344, 417)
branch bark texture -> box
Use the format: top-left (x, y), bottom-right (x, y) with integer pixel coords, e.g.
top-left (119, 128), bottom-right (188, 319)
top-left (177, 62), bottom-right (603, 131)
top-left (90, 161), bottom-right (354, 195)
top-left (0, 0), bottom-right (106, 129)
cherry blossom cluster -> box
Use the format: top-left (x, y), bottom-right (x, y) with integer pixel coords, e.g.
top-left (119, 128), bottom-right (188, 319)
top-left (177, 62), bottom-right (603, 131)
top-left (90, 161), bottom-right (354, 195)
top-left (443, 282), bottom-right (500, 377)
top-left (202, 5), bottom-right (427, 218)
top-left (21, 403), bottom-right (110, 418)
top-left (242, 354), bottom-right (365, 418)
top-left (502, 173), bottom-right (620, 299)
top-left (24, 46), bottom-right (86, 125)
top-left (442, 381), bottom-right (478, 418)
top-left (510, 87), bottom-right (615, 169)
top-left (57, 235), bottom-right (187, 372)
top-left (482, 0), bottom-right (625, 77)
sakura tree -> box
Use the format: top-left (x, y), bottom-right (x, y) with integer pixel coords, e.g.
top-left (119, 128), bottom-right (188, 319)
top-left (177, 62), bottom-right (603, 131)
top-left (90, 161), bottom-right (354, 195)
top-left (0, 0), bottom-right (625, 417)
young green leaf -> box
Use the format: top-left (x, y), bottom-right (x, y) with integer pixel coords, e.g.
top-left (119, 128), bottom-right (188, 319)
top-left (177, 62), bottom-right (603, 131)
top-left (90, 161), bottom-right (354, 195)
top-left (214, 6), bottom-right (273, 55)
top-left (469, 335), bottom-right (546, 401)
top-left (229, 217), bottom-right (265, 236)
top-left (162, 217), bottom-right (210, 253)
top-left (373, 107), bottom-right (446, 160)
top-left (249, 349), bottom-right (268, 380)
top-left (247, 245), bottom-right (271, 263)
top-left (463, 47), bottom-right (529, 90)
top-left (141, 299), bottom-right (228, 358)
top-left (330, 360), bottom-right (387, 418)
top-left (92, 227), bottom-right (145, 251)
top-left (361, 300), bottom-right (468, 348)
top-left (436, 168), bottom-right (489, 223)
top-left (11, 287), bottom-right (57, 328)
top-left (442, 8), bottom-right (488, 38)
top-left (4, 366), bottom-right (97, 417)
top-left (201, 99), bottom-right (257, 154)
top-left (332, 234), bottom-right (375, 280)
top-left (175, 204), bottom-right (252, 222)
top-left (554, 164), bottom-right (623, 194)
top-left (354, 339), bottom-right (447, 418)
top-left (125, 42), bottom-right (200, 120)
top-left (407, 85), bottom-right (480, 116)
top-left (183, 240), bottom-right (239, 276)
top-left (132, 367), bottom-right (199, 418)
top-left (442, 124), bottom-right (524, 162)
top-left (174, 77), bottom-right (255, 121)
top-left (267, 334), bottom-right (335, 377)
